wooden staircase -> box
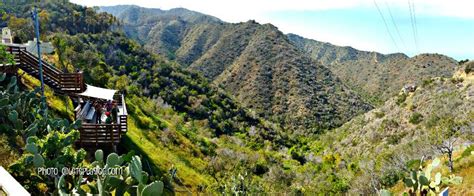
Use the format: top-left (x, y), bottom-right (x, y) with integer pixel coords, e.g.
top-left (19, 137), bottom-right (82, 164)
top-left (5, 45), bottom-right (85, 94)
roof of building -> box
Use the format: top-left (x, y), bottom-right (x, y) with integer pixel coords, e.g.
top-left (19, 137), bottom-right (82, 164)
top-left (78, 84), bottom-right (117, 100)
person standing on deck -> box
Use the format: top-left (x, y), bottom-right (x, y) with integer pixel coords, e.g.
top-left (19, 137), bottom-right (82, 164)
top-left (94, 102), bottom-right (103, 124)
top-left (111, 101), bottom-right (119, 124)
top-left (106, 100), bottom-right (112, 112)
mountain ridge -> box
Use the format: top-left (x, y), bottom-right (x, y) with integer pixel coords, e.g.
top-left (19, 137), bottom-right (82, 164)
top-left (100, 5), bottom-right (373, 131)
top-left (288, 33), bottom-right (458, 104)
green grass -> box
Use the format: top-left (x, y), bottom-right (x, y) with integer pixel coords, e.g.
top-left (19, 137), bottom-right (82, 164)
top-left (122, 96), bottom-right (216, 192)
top-left (19, 70), bottom-right (74, 120)
top-left (0, 135), bottom-right (19, 167)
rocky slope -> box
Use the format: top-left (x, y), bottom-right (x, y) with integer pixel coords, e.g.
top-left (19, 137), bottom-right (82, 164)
top-left (313, 67), bottom-right (474, 194)
top-left (288, 34), bottom-right (459, 105)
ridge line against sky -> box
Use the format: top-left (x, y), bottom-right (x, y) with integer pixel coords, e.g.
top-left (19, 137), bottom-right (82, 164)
top-left (71, 0), bottom-right (474, 60)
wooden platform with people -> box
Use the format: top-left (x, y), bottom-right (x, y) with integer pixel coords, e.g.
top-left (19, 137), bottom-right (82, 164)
top-left (1, 44), bottom-right (128, 151)
top-left (74, 92), bottom-right (128, 150)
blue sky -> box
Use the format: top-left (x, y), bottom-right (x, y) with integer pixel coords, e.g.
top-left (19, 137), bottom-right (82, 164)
top-left (72, 0), bottom-right (474, 60)
top-left (268, 8), bottom-right (474, 60)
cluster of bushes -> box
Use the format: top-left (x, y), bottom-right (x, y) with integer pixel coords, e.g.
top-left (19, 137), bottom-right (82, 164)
top-left (1, 1), bottom-right (116, 43)
top-left (409, 112), bottom-right (423, 124)
top-left (422, 78), bottom-right (434, 87)
top-left (396, 93), bottom-right (408, 106)
top-left (464, 61), bottom-right (473, 74)
top-left (450, 77), bottom-right (464, 84)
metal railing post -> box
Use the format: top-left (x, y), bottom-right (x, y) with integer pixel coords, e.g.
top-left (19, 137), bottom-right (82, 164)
top-left (32, 6), bottom-right (47, 118)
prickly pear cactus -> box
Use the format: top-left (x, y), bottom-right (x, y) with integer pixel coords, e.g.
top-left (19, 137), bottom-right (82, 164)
top-left (1, 72), bottom-right (163, 195)
top-left (403, 158), bottom-right (462, 195)
top-left (88, 151), bottom-right (164, 196)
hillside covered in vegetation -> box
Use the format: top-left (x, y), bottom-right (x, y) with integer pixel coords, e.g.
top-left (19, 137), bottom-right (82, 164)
top-left (100, 5), bottom-right (373, 133)
top-left (0, 1), bottom-right (472, 195)
top-left (312, 66), bottom-right (473, 194)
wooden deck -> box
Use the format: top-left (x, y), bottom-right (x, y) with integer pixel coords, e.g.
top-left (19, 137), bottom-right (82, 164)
top-left (2, 44), bottom-right (128, 150)
top-left (74, 93), bottom-right (128, 149)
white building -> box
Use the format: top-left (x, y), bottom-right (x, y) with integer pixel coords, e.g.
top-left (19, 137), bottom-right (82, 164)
top-left (25, 38), bottom-right (54, 55)
top-left (1, 27), bottom-right (53, 55)
top-left (2, 27), bottom-right (13, 44)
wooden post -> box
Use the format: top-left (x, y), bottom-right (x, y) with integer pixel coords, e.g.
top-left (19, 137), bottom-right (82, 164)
top-left (110, 125), bottom-right (114, 145)
top-left (95, 125), bottom-right (98, 148)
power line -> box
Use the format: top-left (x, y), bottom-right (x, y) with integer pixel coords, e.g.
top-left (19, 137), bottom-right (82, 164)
top-left (408, 0), bottom-right (419, 53)
top-left (384, 0), bottom-right (407, 52)
top-left (373, 0), bottom-right (400, 52)
top-left (412, 0), bottom-right (419, 52)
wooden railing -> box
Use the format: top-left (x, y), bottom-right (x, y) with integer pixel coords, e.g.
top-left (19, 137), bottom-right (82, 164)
top-left (112, 93), bottom-right (128, 133)
top-left (60, 73), bottom-right (85, 93)
top-left (76, 93), bottom-right (128, 147)
top-left (1, 46), bottom-right (23, 73)
top-left (19, 49), bottom-right (61, 85)
top-left (78, 124), bottom-right (122, 147)
top-left (119, 115), bottom-right (127, 133)
top-left (3, 45), bottom-right (85, 94)
top-left (6, 45), bottom-right (22, 65)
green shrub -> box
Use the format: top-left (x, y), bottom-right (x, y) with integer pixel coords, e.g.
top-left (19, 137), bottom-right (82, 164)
top-left (405, 159), bottom-right (422, 171)
top-left (450, 77), bottom-right (464, 84)
top-left (325, 173), bottom-right (349, 193)
top-left (348, 162), bottom-right (359, 173)
top-left (422, 78), bottom-right (434, 87)
top-left (374, 111), bottom-right (385, 118)
top-left (387, 134), bottom-right (402, 145)
top-left (378, 119), bottom-right (399, 132)
top-left (137, 115), bottom-right (153, 129)
top-left (465, 61), bottom-right (474, 74)
top-left (425, 115), bottom-right (440, 128)
top-left (409, 112), bottom-right (423, 124)
top-left (380, 169), bottom-right (402, 188)
top-left (461, 145), bottom-right (474, 158)
top-left (396, 93), bottom-right (407, 106)
top-left (0, 134), bottom-right (19, 166)
top-left (289, 146), bottom-right (307, 165)
top-left (458, 59), bottom-right (469, 65)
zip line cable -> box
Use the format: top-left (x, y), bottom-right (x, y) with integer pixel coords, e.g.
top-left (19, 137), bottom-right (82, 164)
top-left (373, 0), bottom-right (400, 52)
top-left (384, 0), bottom-right (407, 52)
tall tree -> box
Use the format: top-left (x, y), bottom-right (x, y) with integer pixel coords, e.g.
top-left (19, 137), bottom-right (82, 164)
top-left (7, 15), bottom-right (34, 43)
top-left (52, 34), bottom-right (68, 71)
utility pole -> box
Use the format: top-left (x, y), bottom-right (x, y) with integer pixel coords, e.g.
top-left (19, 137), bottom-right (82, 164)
top-left (32, 6), bottom-right (47, 118)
